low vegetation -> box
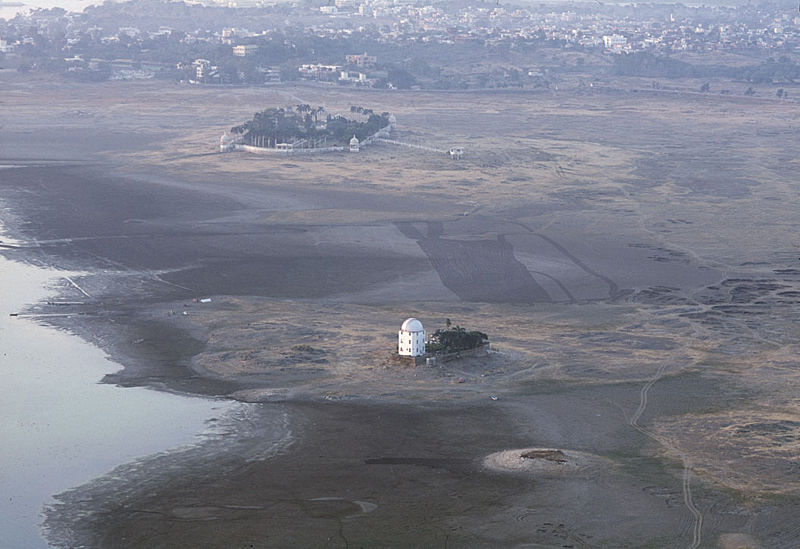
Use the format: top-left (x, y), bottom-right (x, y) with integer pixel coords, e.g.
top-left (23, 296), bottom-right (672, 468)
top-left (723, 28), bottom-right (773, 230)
top-left (426, 322), bottom-right (488, 354)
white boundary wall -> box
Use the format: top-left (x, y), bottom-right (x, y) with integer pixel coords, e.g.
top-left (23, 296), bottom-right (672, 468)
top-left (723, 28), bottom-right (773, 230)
top-left (225, 119), bottom-right (395, 156)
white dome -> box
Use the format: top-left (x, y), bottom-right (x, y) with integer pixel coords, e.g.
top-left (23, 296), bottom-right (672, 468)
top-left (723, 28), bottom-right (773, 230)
top-left (401, 318), bottom-right (424, 332)
top-left (350, 134), bottom-right (359, 144)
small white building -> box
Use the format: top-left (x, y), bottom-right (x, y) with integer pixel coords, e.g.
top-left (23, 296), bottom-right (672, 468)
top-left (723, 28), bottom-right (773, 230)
top-left (398, 318), bottom-right (426, 357)
top-left (0, 38), bottom-right (15, 53)
top-left (349, 135), bottom-right (360, 152)
top-left (602, 34), bottom-right (627, 53)
top-left (339, 70), bottom-right (367, 83)
top-left (232, 44), bottom-right (259, 57)
top-left (192, 58), bottom-right (214, 80)
top-left (220, 133), bottom-right (232, 152)
top-left (345, 52), bottom-right (377, 67)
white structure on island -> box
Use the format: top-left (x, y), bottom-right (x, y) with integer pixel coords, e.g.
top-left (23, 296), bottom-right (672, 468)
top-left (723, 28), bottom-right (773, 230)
top-left (349, 134), bottom-right (360, 152)
top-left (220, 133), bottom-right (235, 152)
top-left (398, 318), bottom-right (426, 357)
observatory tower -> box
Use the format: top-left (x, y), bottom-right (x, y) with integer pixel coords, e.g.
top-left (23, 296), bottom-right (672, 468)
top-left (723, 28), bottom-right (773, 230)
top-left (398, 318), bottom-right (426, 356)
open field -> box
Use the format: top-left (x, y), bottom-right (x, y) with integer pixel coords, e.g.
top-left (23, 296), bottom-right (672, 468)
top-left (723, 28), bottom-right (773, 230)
top-left (2, 73), bottom-right (800, 546)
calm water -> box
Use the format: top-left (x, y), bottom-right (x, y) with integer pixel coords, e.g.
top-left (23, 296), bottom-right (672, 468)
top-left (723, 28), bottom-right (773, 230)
top-left (0, 249), bottom-right (230, 547)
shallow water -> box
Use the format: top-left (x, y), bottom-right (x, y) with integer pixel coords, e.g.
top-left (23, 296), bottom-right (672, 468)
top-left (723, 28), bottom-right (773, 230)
top-left (0, 254), bottom-right (229, 548)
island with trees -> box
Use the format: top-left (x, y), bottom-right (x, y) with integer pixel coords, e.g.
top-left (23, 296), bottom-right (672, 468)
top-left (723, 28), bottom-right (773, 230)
top-left (426, 320), bottom-right (489, 355)
top-left (227, 104), bottom-right (393, 150)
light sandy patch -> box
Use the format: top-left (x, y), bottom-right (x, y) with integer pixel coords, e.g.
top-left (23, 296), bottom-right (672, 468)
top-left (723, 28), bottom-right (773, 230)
top-left (653, 410), bottom-right (800, 495)
top-left (483, 448), bottom-right (612, 476)
top-left (718, 532), bottom-right (761, 549)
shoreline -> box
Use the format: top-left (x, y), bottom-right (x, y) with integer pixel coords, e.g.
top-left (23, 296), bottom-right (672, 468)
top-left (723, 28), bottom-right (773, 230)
top-left (0, 238), bottom-right (243, 548)
top-left (0, 163), bottom-right (539, 404)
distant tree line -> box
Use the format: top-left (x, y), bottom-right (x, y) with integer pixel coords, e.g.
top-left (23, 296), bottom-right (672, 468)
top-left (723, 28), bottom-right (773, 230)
top-left (610, 52), bottom-right (703, 78)
top-left (611, 52), bottom-right (800, 84)
top-left (737, 56), bottom-right (800, 84)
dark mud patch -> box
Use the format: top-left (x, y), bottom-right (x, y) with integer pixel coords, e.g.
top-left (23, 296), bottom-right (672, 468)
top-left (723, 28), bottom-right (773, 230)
top-left (0, 165), bottom-right (431, 301)
top-left (397, 221), bottom-right (551, 303)
top-left (59, 314), bottom-right (245, 396)
top-left (364, 456), bottom-right (472, 471)
top-left (161, 255), bottom-right (428, 299)
top-left (522, 449), bottom-right (568, 463)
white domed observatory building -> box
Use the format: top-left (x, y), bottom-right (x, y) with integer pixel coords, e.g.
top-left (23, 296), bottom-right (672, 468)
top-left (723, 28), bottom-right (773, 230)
top-left (398, 318), bottom-right (426, 357)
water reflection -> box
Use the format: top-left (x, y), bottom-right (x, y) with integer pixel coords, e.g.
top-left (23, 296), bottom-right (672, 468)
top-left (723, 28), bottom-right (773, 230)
top-left (0, 255), bottom-right (228, 548)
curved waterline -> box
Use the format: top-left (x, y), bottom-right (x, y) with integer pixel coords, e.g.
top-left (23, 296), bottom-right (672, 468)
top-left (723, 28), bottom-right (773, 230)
top-left (0, 253), bottom-right (234, 548)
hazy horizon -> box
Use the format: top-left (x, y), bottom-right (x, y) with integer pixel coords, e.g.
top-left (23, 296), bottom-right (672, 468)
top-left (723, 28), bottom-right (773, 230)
top-left (2, 0), bottom-right (788, 22)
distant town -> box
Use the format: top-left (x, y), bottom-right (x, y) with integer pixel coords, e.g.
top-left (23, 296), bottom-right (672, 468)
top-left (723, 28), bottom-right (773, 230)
top-left (1, 0), bottom-right (799, 92)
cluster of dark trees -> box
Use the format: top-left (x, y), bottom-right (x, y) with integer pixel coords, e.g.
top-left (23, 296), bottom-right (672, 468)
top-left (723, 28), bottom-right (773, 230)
top-left (737, 57), bottom-right (800, 84)
top-left (611, 52), bottom-right (800, 85)
top-left (230, 104), bottom-right (390, 147)
top-left (426, 325), bottom-right (488, 354)
top-left (611, 52), bottom-right (700, 78)
top-left (231, 105), bottom-right (323, 146)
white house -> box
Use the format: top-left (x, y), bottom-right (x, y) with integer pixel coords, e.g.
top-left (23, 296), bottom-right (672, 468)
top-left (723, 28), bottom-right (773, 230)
top-left (220, 133), bottom-right (233, 152)
top-left (398, 318), bottom-right (426, 357)
top-left (602, 34), bottom-right (627, 52)
top-left (349, 135), bottom-right (360, 152)
top-left (192, 59), bottom-right (215, 80)
top-left (345, 52), bottom-right (377, 67)
top-left (232, 44), bottom-right (259, 57)
top-left (0, 38), bottom-right (15, 53)
top-left (339, 70), bottom-right (367, 83)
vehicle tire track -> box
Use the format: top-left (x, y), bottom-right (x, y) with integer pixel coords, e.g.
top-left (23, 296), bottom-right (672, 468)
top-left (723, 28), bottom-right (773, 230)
top-left (513, 219), bottom-right (704, 546)
top-left (529, 269), bottom-right (576, 303)
top-left (395, 222), bottom-right (552, 303)
top-left (628, 362), bottom-right (704, 549)
top-left (683, 460), bottom-right (703, 549)
top-left (511, 221), bottom-right (622, 300)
